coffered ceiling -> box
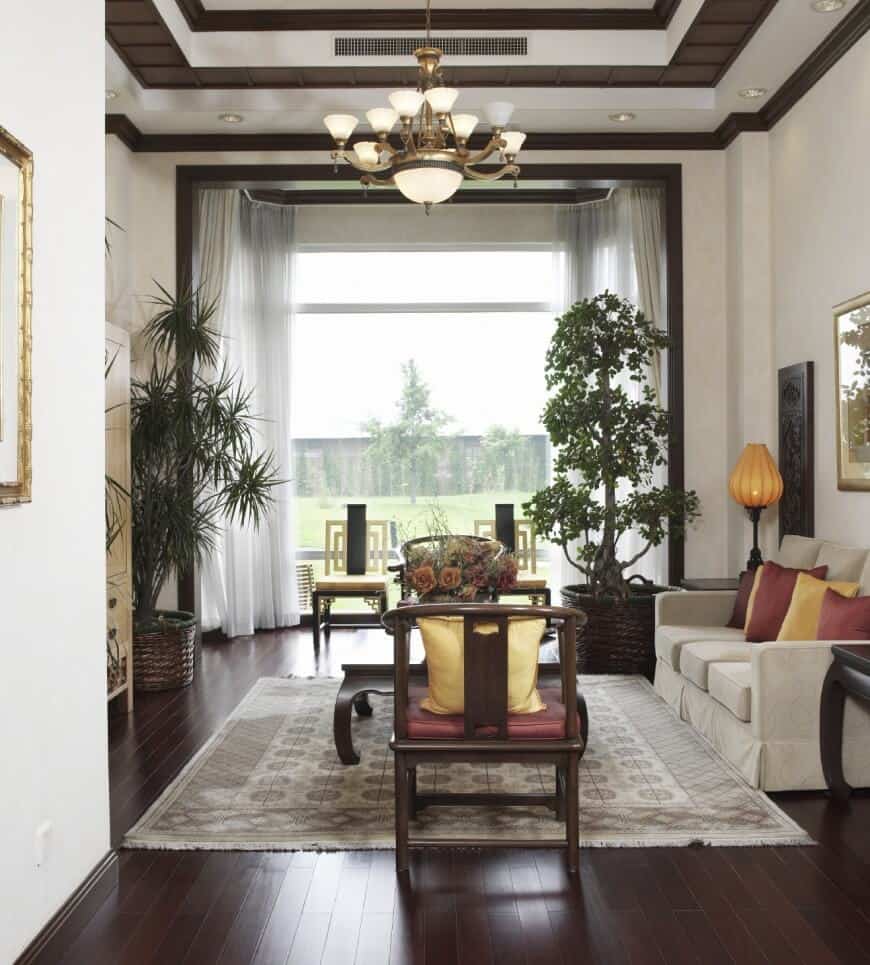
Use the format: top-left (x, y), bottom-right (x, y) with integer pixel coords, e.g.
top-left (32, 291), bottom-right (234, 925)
top-left (105, 0), bottom-right (870, 143)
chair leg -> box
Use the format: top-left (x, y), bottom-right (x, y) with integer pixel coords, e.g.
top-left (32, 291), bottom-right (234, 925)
top-left (409, 767), bottom-right (418, 819)
top-left (395, 753), bottom-right (410, 874)
top-left (555, 766), bottom-right (566, 821)
top-left (566, 754), bottom-right (579, 875)
top-left (312, 592), bottom-right (320, 650)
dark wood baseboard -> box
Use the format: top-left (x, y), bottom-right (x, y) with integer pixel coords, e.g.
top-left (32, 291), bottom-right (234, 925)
top-left (14, 851), bottom-right (119, 965)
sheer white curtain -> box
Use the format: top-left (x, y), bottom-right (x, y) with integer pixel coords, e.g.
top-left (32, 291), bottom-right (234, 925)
top-left (196, 189), bottom-right (300, 636)
top-left (552, 187), bottom-right (668, 589)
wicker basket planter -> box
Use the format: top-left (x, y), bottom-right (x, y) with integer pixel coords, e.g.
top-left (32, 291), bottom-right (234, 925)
top-left (133, 610), bottom-right (197, 692)
top-left (561, 584), bottom-right (670, 681)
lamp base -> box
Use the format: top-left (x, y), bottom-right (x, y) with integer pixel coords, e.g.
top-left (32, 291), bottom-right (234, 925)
top-left (745, 506), bottom-right (764, 571)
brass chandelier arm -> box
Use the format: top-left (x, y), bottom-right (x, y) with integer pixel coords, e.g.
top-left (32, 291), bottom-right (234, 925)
top-left (462, 163), bottom-right (520, 182)
top-left (463, 137), bottom-right (508, 167)
top-left (332, 151), bottom-right (394, 175)
top-left (360, 173), bottom-right (397, 188)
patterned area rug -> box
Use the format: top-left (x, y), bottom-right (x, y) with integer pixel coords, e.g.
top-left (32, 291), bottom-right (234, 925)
top-left (123, 675), bottom-right (812, 850)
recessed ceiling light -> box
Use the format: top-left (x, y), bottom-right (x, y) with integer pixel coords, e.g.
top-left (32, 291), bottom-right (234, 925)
top-left (609, 112), bottom-right (636, 123)
top-left (218, 112), bottom-right (244, 124)
top-left (811, 0), bottom-right (846, 11)
top-left (739, 87), bottom-right (768, 99)
top-left (105, 89), bottom-right (119, 101)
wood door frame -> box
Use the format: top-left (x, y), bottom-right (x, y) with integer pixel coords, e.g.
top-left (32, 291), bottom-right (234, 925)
top-left (175, 162), bottom-right (685, 613)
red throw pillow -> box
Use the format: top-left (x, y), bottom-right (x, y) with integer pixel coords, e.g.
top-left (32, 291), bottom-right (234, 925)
top-left (727, 570), bottom-right (756, 629)
top-left (744, 561), bottom-right (828, 643)
top-left (817, 589), bottom-right (870, 640)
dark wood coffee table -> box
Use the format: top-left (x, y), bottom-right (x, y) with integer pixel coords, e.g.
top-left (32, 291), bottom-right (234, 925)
top-left (820, 643), bottom-right (870, 801)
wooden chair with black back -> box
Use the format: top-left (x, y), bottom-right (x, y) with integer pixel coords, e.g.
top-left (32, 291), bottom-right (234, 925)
top-left (384, 602), bottom-right (588, 874)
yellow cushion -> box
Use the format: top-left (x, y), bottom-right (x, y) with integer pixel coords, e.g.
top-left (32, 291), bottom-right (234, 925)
top-left (743, 565), bottom-right (765, 632)
top-left (777, 572), bottom-right (859, 641)
top-left (417, 616), bottom-right (546, 716)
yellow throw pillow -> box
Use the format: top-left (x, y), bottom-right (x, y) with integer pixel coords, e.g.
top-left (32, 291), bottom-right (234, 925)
top-left (776, 572), bottom-right (860, 641)
top-left (743, 564), bottom-right (765, 632)
top-left (417, 615), bottom-right (546, 716)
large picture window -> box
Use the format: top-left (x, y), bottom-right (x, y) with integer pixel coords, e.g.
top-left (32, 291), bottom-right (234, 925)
top-left (291, 246), bottom-right (556, 605)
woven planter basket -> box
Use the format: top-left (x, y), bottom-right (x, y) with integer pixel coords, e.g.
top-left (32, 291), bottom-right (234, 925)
top-left (561, 583), bottom-right (670, 682)
top-left (133, 610), bottom-right (197, 692)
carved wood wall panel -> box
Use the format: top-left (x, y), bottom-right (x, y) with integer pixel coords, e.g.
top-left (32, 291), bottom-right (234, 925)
top-left (778, 361), bottom-right (814, 542)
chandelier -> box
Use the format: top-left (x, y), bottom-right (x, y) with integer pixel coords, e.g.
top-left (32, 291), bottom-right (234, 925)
top-left (323, 0), bottom-right (527, 212)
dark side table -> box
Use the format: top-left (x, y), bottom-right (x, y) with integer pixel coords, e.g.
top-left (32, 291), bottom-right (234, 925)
top-left (820, 644), bottom-right (870, 802)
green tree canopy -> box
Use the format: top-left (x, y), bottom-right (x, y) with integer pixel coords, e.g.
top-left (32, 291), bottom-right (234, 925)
top-left (362, 359), bottom-right (451, 504)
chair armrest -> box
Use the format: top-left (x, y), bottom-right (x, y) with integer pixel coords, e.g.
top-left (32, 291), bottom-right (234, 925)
top-left (750, 640), bottom-right (843, 741)
top-left (655, 590), bottom-right (736, 628)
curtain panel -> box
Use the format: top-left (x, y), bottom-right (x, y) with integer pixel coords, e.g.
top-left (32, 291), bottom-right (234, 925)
top-left (196, 189), bottom-right (300, 636)
top-left (552, 186), bottom-right (669, 589)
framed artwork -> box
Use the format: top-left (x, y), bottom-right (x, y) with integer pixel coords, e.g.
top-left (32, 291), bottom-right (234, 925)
top-left (834, 291), bottom-right (870, 491)
top-left (0, 125), bottom-right (32, 505)
top-left (778, 361), bottom-right (814, 540)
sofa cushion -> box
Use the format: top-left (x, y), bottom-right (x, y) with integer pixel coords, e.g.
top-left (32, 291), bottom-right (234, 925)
top-left (708, 662), bottom-right (752, 722)
top-left (655, 625), bottom-right (746, 670)
top-left (727, 569), bottom-right (755, 629)
top-left (680, 641), bottom-right (752, 690)
top-left (815, 543), bottom-right (869, 583)
top-left (773, 535), bottom-right (823, 569)
top-left (745, 562), bottom-right (828, 643)
top-left (777, 572), bottom-right (860, 641)
top-left (817, 590), bottom-right (870, 641)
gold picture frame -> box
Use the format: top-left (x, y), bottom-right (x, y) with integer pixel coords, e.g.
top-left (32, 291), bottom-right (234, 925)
top-left (0, 125), bottom-right (33, 505)
top-left (834, 290), bottom-right (870, 491)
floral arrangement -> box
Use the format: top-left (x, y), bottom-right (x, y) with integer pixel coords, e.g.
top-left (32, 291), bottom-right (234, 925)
top-left (405, 535), bottom-right (519, 601)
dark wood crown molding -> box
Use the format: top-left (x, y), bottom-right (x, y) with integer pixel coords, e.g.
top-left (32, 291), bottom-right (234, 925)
top-left (107, 0), bottom-right (777, 90)
top-left (107, 0), bottom-right (870, 153)
top-left (172, 0), bottom-right (673, 31)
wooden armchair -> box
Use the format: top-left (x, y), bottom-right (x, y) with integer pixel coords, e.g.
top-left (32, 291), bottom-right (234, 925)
top-left (384, 602), bottom-right (588, 874)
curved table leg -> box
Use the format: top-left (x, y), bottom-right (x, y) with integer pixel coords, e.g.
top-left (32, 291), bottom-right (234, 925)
top-left (821, 662), bottom-right (851, 803)
top-left (353, 694), bottom-right (374, 717)
top-left (334, 685), bottom-right (361, 765)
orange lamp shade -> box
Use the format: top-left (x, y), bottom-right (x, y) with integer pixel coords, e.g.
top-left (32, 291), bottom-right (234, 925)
top-left (728, 443), bottom-right (784, 508)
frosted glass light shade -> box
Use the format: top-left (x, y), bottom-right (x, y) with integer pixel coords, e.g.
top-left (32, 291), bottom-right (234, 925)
top-left (324, 114), bottom-right (358, 142)
top-left (389, 90), bottom-right (425, 118)
top-left (393, 164), bottom-right (464, 205)
top-left (451, 113), bottom-right (479, 140)
top-left (424, 87), bottom-right (459, 115)
top-left (485, 101), bottom-right (514, 129)
top-left (728, 444), bottom-right (783, 508)
top-left (501, 131), bottom-right (526, 156)
top-left (354, 141), bottom-right (381, 166)
top-left (366, 107), bottom-right (399, 134)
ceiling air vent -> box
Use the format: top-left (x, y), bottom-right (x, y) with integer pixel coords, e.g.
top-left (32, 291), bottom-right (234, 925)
top-left (334, 36), bottom-right (528, 58)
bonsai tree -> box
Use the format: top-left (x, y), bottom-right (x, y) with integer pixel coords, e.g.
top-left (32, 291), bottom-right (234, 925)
top-left (131, 283), bottom-right (280, 628)
top-left (524, 291), bottom-right (700, 600)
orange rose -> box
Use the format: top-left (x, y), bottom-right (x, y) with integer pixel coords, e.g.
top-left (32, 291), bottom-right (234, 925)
top-left (439, 566), bottom-right (461, 590)
top-left (410, 565), bottom-right (437, 596)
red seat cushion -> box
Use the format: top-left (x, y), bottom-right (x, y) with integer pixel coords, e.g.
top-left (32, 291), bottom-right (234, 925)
top-left (405, 687), bottom-right (575, 740)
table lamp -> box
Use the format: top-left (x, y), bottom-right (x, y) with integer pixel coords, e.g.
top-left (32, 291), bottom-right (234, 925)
top-left (729, 443), bottom-right (783, 571)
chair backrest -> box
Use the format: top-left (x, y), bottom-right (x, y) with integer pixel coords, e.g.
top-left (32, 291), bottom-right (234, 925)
top-left (384, 602), bottom-right (584, 741)
top-left (324, 518), bottom-right (390, 575)
top-left (473, 518), bottom-right (537, 573)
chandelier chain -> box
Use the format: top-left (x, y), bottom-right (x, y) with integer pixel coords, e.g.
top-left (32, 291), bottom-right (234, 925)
top-left (425, 0), bottom-right (431, 43)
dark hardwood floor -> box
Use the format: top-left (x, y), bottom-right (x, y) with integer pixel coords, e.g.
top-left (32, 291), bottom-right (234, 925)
top-left (51, 628), bottom-right (870, 963)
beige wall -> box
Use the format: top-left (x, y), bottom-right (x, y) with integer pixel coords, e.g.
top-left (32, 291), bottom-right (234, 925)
top-left (1, 3), bottom-right (109, 961)
top-left (106, 144), bottom-right (730, 579)
top-left (770, 32), bottom-right (870, 549)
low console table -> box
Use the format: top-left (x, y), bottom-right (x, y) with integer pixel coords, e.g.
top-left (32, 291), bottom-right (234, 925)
top-left (820, 644), bottom-right (870, 802)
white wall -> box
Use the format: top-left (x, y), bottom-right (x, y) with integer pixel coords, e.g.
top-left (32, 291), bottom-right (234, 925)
top-left (770, 32), bottom-right (870, 549)
top-left (107, 145), bottom-right (730, 579)
top-left (1, 3), bottom-right (109, 962)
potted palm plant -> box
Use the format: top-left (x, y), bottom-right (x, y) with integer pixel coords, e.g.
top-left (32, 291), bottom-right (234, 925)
top-left (131, 283), bottom-right (280, 690)
top-left (524, 291), bottom-right (700, 678)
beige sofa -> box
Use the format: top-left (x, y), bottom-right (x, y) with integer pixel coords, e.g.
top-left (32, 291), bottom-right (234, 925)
top-left (654, 536), bottom-right (870, 791)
